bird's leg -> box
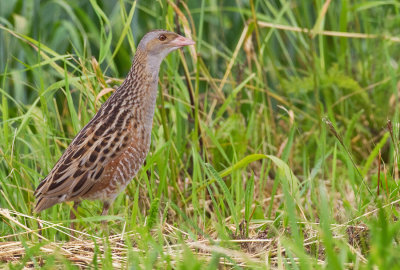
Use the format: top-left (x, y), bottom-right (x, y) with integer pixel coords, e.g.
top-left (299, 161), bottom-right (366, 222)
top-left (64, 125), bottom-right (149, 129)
top-left (70, 201), bottom-right (80, 220)
top-left (70, 201), bottom-right (80, 237)
top-left (101, 201), bottom-right (111, 235)
top-left (37, 216), bottom-right (43, 239)
top-left (101, 201), bottom-right (111, 216)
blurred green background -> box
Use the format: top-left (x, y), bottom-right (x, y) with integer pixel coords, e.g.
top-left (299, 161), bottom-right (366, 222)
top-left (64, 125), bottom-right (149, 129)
top-left (1, 0), bottom-right (400, 268)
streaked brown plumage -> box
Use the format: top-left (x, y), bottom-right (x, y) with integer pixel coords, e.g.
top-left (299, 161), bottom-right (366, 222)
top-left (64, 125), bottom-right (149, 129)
top-left (34, 30), bottom-right (194, 222)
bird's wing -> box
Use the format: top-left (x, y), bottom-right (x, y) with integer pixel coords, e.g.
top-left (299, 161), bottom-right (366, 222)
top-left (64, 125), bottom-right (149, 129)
top-left (34, 109), bottom-right (134, 202)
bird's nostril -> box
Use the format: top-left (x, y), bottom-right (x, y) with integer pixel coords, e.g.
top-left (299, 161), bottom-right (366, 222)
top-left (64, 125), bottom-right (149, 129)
top-left (171, 36), bottom-right (195, 47)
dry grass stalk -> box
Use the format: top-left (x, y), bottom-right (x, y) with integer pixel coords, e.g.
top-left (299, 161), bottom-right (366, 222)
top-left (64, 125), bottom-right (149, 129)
top-left (257, 21), bottom-right (400, 42)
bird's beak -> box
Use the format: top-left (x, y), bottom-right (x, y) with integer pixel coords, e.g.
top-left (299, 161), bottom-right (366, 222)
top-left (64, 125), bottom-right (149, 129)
top-left (170, 35), bottom-right (195, 47)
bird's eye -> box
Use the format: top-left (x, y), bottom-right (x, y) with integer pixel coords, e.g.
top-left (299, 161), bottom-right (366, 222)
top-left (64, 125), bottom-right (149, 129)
top-left (158, 34), bottom-right (167, 41)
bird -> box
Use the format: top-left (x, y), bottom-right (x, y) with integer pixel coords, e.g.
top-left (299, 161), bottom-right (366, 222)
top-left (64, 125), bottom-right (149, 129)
top-left (34, 30), bottom-right (195, 226)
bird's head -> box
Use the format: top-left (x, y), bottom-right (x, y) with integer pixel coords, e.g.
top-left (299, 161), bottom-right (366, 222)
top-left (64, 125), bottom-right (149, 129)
top-left (136, 30), bottom-right (194, 70)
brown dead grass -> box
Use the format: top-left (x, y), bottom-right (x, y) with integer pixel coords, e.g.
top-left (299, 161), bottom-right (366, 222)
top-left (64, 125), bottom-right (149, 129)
top-left (0, 207), bottom-right (373, 269)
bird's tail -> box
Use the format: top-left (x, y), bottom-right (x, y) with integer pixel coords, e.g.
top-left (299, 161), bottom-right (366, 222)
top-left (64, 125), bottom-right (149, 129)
top-left (34, 179), bottom-right (60, 212)
top-left (34, 196), bottom-right (60, 213)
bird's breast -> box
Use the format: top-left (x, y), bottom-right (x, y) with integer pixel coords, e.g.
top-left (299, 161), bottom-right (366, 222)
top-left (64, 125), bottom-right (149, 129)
top-left (82, 124), bottom-right (149, 202)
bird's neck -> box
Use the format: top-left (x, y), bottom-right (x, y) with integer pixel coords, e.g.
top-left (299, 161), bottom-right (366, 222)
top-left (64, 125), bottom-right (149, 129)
top-left (117, 49), bottom-right (161, 128)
